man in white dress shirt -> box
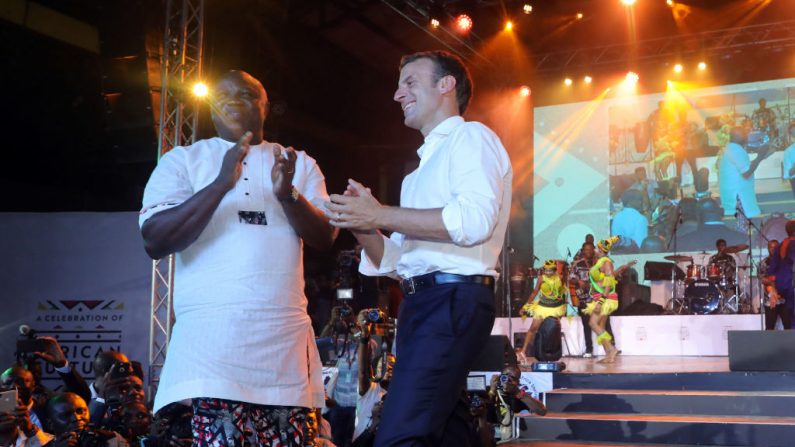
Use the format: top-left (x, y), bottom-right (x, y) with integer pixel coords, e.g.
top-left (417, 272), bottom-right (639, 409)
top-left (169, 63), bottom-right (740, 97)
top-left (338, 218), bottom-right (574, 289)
top-left (139, 70), bottom-right (336, 447)
top-left (719, 127), bottom-right (762, 218)
top-left (326, 51), bottom-right (512, 446)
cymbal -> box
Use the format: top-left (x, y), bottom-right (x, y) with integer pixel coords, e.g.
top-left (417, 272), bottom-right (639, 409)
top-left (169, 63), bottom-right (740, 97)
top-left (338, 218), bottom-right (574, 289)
top-left (664, 255), bottom-right (693, 262)
top-left (724, 244), bottom-right (749, 254)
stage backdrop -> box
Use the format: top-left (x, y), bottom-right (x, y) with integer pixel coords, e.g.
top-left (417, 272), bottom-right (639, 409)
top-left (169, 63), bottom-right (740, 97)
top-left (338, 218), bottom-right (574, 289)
top-left (0, 212), bottom-right (151, 390)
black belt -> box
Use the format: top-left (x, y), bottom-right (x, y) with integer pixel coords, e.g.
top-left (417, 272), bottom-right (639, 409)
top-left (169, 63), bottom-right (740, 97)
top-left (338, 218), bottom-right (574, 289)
top-left (400, 272), bottom-right (495, 295)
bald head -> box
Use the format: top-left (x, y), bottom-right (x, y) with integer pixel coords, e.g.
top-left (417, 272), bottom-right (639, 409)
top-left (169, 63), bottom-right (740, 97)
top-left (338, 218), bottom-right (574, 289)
top-left (210, 70), bottom-right (268, 144)
top-left (46, 392), bottom-right (90, 434)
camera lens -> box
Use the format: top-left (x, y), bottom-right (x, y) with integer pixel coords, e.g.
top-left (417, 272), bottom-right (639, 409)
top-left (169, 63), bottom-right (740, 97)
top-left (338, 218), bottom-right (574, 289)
top-left (499, 374), bottom-right (509, 384)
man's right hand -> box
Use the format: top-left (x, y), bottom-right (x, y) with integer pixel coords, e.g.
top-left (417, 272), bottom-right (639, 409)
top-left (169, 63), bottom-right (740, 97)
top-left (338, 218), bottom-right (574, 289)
top-left (214, 132), bottom-right (252, 191)
top-left (51, 432), bottom-right (79, 447)
top-left (34, 336), bottom-right (67, 368)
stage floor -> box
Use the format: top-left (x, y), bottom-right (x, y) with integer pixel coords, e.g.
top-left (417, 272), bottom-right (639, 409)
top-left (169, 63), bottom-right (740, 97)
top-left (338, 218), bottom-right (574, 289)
top-left (548, 355), bottom-right (730, 375)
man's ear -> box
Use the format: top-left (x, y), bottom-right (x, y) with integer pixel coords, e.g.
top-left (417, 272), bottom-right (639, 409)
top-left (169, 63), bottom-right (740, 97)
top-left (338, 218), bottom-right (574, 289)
top-left (438, 75), bottom-right (457, 95)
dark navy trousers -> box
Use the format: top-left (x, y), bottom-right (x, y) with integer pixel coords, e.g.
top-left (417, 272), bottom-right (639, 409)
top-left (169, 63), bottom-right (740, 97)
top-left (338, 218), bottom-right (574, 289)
top-left (374, 282), bottom-right (496, 447)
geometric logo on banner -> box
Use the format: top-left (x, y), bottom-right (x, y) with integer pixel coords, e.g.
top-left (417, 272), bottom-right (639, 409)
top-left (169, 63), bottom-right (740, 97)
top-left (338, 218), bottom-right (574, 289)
top-left (533, 131), bottom-right (606, 236)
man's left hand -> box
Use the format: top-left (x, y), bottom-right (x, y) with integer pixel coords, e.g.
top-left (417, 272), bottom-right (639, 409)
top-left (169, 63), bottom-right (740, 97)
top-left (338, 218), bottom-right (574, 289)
top-left (327, 179), bottom-right (381, 230)
top-left (271, 145), bottom-right (297, 200)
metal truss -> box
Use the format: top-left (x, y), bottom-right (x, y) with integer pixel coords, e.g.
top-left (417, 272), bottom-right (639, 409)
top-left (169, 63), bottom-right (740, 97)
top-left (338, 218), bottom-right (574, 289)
top-left (149, 0), bottom-right (205, 397)
top-left (535, 20), bottom-right (795, 74)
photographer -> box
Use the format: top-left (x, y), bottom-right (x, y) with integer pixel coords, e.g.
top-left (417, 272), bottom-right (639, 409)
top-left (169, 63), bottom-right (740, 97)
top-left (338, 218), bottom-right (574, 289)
top-left (352, 309), bottom-right (393, 446)
top-left (487, 366), bottom-right (546, 442)
top-left (467, 392), bottom-right (494, 447)
top-left (319, 307), bottom-right (376, 447)
top-left (2, 366), bottom-right (44, 431)
top-left (143, 403), bottom-right (192, 447)
top-left (0, 388), bottom-right (53, 447)
top-left (30, 337), bottom-right (92, 406)
top-left (44, 392), bottom-right (128, 447)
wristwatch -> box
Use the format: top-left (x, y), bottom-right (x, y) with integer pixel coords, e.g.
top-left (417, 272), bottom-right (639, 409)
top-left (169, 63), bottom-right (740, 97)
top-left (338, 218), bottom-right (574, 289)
top-left (279, 186), bottom-right (300, 203)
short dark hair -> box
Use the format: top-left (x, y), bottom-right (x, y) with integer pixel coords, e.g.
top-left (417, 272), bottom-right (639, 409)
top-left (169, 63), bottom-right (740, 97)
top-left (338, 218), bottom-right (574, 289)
top-left (400, 51), bottom-right (473, 115)
top-left (716, 238), bottom-right (727, 246)
top-left (786, 219), bottom-right (795, 237)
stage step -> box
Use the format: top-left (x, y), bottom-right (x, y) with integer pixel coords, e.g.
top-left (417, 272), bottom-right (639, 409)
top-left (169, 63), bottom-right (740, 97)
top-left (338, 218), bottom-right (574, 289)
top-left (552, 371), bottom-right (795, 391)
top-left (516, 412), bottom-right (795, 447)
top-left (503, 441), bottom-right (724, 447)
top-left (545, 388), bottom-right (795, 417)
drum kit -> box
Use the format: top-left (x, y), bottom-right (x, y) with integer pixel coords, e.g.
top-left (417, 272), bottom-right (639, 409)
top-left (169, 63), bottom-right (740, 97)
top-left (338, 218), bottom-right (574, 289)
top-left (664, 245), bottom-right (752, 315)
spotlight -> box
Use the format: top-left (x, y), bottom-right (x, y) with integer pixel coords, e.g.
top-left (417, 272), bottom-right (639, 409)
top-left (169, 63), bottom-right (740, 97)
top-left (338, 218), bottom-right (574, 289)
top-left (505, 20), bottom-right (513, 31)
top-left (430, 18), bottom-right (440, 28)
top-left (584, 75), bottom-right (593, 84)
top-left (666, 0), bottom-right (674, 5)
top-left (625, 71), bottom-right (639, 84)
top-left (564, 78), bottom-right (573, 86)
top-left (698, 61), bottom-right (707, 70)
top-left (673, 63), bottom-right (683, 73)
top-left (519, 86), bottom-right (531, 97)
top-left (192, 82), bottom-right (209, 98)
top-left (523, 4), bottom-right (533, 14)
top-left (455, 14), bottom-right (473, 32)
top-left (621, 0), bottom-right (636, 5)
top-left (576, 12), bottom-right (584, 20)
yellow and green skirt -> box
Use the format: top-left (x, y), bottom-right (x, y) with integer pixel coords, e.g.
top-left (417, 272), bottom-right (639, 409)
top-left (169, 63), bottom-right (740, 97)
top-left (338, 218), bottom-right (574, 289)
top-left (529, 301), bottom-right (567, 319)
top-left (583, 295), bottom-right (619, 316)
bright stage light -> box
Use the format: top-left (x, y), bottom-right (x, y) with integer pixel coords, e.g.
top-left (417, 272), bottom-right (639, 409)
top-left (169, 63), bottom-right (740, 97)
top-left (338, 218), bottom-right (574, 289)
top-left (430, 18), bottom-right (440, 28)
top-left (625, 71), bottom-right (639, 84)
top-left (576, 12), bottom-right (584, 20)
top-left (192, 82), bottom-right (209, 98)
top-left (698, 61), bottom-right (707, 70)
top-left (564, 78), bottom-right (573, 86)
top-left (523, 4), bottom-right (533, 14)
top-left (505, 20), bottom-right (514, 31)
top-left (584, 76), bottom-right (593, 84)
top-left (455, 14), bottom-right (473, 32)
top-left (673, 63), bottom-right (683, 73)
top-left (666, 0), bottom-right (674, 6)
top-left (621, 0), bottom-right (637, 5)
top-left (519, 86), bottom-right (531, 97)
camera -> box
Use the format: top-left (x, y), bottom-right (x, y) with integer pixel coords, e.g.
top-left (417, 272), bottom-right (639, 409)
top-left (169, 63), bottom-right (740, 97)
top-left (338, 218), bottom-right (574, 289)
top-left (496, 374), bottom-right (510, 390)
top-left (76, 429), bottom-right (114, 447)
top-left (366, 309), bottom-right (385, 324)
top-left (470, 394), bottom-right (483, 409)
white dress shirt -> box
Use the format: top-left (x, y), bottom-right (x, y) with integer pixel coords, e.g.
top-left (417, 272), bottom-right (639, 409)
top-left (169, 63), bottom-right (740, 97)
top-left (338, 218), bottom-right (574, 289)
top-left (140, 137), bottom-right (327, 412)
top-left (359, 116), bottom-right (512, 279)
top-left (719, 142), bottom-right (761, 217)
top-left (784, 142), bottom-right (795, 180)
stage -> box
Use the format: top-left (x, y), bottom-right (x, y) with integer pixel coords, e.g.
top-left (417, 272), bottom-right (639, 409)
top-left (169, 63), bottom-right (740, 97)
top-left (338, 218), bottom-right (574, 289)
top-left (492, 315), bottom-right (763, 357)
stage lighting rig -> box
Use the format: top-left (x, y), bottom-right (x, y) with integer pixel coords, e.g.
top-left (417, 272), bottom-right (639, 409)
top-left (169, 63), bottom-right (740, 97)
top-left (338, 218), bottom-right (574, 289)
top-left (519, 86), bottom-right (531, 97)
top-left (564, 78), bottom-right (573, 86)
top-left (673, 63), bottom-right (683, 73)
top-left (584, 75), bottom-right (593, 84)
top-left (621, 0), bottom-right (637, 5)
top-left (523, 4), bottom-right (533, 14)
top-left (455, 13), bottom-right (473, 32)
top-left (505, 20), bottom-right (513, 31)
top-left (698, 61), bottom-right (707, 70)
top-left (430, 17), bottom-right (440, 28)
top-left (192, 82), bottom-right (208, 98)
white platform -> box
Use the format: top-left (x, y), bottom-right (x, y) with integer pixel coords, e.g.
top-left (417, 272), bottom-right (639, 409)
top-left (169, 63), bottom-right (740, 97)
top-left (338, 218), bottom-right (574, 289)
top-left (492, 314), bottom-right (763, 357)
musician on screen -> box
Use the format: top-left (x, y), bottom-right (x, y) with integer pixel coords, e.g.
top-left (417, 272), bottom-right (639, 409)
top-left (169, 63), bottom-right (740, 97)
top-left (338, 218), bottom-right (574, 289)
top-left (518, 260), bottom-right (568, 365)
top-left (584, 236), bottom-right (635, 364)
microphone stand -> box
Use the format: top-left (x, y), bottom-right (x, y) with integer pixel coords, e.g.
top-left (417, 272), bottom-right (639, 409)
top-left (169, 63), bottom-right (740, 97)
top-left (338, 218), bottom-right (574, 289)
top-left (735, 207), bottom-right (766, 329)
top-left (502, 232), bottom-right (513, 349)
top-left (666, 208), bottom-right (684, 313)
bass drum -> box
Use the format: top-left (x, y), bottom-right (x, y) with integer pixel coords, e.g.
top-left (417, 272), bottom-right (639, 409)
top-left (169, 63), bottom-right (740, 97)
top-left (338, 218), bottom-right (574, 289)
top-left (686, 279), bottom-right (722, 315)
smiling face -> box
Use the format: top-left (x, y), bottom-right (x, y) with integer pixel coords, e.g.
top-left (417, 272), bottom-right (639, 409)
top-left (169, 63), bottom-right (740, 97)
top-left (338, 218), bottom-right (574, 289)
top-left (210, 71), bottom-right (268, 143)
top-left (48, 393), bottom-right (89, 435)
top-left (393, 58), bottom-right (453, 136)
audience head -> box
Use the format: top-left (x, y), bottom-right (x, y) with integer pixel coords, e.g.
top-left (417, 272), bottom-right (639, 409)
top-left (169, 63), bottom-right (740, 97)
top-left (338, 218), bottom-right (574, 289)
top-left (499, 365), bottom-right (522, 395)
top-left (119, 401), bottom-right (152, 439)
top-left (46, 392), bottom-right (89, 435)
top-left (716, 238), bottom-right (727, 252)
top-left (729, 126), bottom-right (747, 145)
top-left (1, 365), bottom-right (35, 405)
top-left (93, 351), bottom-right (129, 392)
top-left (584, 234), bottom-right (594, 244)
top-left (621, 189), bottom-right (644, 211)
